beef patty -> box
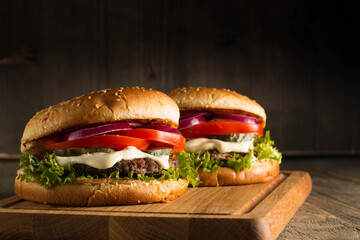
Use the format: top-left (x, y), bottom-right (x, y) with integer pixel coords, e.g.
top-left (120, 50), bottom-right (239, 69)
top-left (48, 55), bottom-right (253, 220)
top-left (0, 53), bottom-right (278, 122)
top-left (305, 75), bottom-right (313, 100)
top-left (207, 149), bottom-right (256, 161)
top-left (73, 154), bottom-right (179, 177)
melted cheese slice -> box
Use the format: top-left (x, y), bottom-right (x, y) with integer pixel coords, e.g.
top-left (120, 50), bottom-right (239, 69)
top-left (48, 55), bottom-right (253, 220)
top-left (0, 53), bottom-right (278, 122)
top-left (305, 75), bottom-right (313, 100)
top-left (55, 146), bottom-right (170, 169)
top-left (185, 138), bottom-right (253, 153)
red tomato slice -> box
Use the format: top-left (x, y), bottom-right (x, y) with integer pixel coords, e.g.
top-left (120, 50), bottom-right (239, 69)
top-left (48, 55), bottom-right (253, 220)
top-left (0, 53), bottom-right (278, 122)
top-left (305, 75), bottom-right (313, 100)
top-left (146, 143), bottom-right (173, 151)
top-left (114, 129), bottom-right (185, 152)
top-left (181, 131), bottom-right (211, 139)
top-left (43, 135), bottom-right (151, 151)
top-left (41, 135), bottom-right (62, 146)
top-left (181, 121), bottom-right (263, 136)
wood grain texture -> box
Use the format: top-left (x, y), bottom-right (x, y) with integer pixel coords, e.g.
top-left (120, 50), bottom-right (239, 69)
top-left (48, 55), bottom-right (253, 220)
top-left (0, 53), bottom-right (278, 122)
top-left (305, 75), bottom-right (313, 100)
top-left (0, 0), bottom-right (360, 155)
top-left (0, 171), bottom-right (311, 240)
top-left (278, 202), bottom-right (360, 240)
top-left (278, 157), bottom-right (360, 239)
top-left (1, 158), bottom-right (359, 238)
top-left (306, 192), bottom-right (360, 229)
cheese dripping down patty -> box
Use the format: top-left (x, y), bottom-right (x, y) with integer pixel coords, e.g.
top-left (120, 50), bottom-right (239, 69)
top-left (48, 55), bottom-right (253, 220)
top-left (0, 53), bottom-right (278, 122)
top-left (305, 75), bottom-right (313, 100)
top-left (184, 138), bottom-right (254, 153)
top-left (55, 146), bottom-right (170, 170)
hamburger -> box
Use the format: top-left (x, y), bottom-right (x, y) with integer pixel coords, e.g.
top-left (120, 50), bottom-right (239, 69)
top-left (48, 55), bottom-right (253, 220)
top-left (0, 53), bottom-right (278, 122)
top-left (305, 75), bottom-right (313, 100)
top-left (15, 87), bottom-right (198, 206)
top-left (168, 87), bottom-right (282, 187)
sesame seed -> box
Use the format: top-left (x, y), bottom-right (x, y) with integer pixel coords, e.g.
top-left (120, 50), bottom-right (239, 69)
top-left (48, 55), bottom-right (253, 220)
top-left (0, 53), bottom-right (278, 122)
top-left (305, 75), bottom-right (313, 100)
top-left (88, 96), bottom-right (92, 99)
top-left (95, 104), bottom-right (100, 109)
top-left (116, 98), bottom-right (121, 101)
top-left (115, 92), bottom-right (118, 96)
top-left (77, 103), bottom-right (80, 107)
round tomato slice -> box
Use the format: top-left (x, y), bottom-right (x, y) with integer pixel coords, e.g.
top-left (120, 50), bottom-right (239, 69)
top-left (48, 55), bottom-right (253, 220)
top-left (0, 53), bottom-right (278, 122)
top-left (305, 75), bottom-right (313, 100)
top-left (43, 135), bottom-right (151, 151)
top-left (181, 121), bottom-right (263, 136)
top-left (114, 129), bottom-right (185, 152)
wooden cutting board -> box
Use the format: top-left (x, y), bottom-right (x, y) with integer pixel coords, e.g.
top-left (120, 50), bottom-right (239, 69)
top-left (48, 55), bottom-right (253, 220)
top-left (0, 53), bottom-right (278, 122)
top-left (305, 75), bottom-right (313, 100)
top-left (0, 171), bottom-right (311, 240)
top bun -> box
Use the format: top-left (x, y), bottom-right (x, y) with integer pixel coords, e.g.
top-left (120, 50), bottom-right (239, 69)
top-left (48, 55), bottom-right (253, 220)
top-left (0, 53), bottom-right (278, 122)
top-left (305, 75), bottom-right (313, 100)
top-left (21, 87), bottom-right (179, 153)
top-left (168, 87), bottom-right (266, 127)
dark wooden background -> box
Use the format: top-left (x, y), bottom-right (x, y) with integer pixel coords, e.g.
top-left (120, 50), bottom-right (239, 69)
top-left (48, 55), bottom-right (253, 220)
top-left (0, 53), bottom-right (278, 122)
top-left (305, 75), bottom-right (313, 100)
top-left (0, 0), bottom-right (359, 156)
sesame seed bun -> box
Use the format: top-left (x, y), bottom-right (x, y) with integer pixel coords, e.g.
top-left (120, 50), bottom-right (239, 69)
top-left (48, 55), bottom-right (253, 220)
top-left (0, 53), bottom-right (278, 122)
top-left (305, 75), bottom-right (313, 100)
top-left (168, 87), bottom-right (278, 187)
top-left (21, 87), bottom-right (180, 153)
top-left (16, 87), bottom-right (188, 206)
top-left (198, 160), bottom-right (279, 187)
top-left (15, 171), bottom-right (188, 206)
top-left (168, 87), bottom-right (266, 127)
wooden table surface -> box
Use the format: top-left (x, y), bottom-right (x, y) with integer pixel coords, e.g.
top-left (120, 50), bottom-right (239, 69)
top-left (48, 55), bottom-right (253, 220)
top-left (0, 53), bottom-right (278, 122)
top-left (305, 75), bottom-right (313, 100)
top-left (278, 157), bottom-right (360, 239)
top-left (0, 157), bottom-right (359, 239)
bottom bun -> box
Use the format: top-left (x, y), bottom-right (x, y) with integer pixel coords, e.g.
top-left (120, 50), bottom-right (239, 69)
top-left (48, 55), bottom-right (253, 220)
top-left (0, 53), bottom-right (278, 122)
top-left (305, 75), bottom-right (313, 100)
top-left (198, 159), bottom-right (280, 187)
top-left (15, 174), bottom-right (188, 206)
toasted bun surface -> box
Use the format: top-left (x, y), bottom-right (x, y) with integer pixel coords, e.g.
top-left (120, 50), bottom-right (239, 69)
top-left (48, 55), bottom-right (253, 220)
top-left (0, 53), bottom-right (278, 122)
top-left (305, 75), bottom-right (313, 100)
top-left (21, 87), bottom-right (179, 153)
top-left (15, 174), bottom-right (188, 206)
top-left (168, 87), bottom-right (266, 127)
top-left (198, 159), bottom-right (279, 187)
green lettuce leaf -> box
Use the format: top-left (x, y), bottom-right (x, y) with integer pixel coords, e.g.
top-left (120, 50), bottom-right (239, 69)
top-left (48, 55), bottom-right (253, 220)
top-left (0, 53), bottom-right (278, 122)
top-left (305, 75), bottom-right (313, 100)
top-left (20, 153), bottom-right (76, 188)
top-left (254, 131), bottom-right (282, 163)
top-left (224, 151), bottom-right (256, 171)
top-left (176, 151), bottom-right (200, 186)
top-left (183, 130), bottom-right (282, 173)
top-left (19, 152), bottom-right (199, 188)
